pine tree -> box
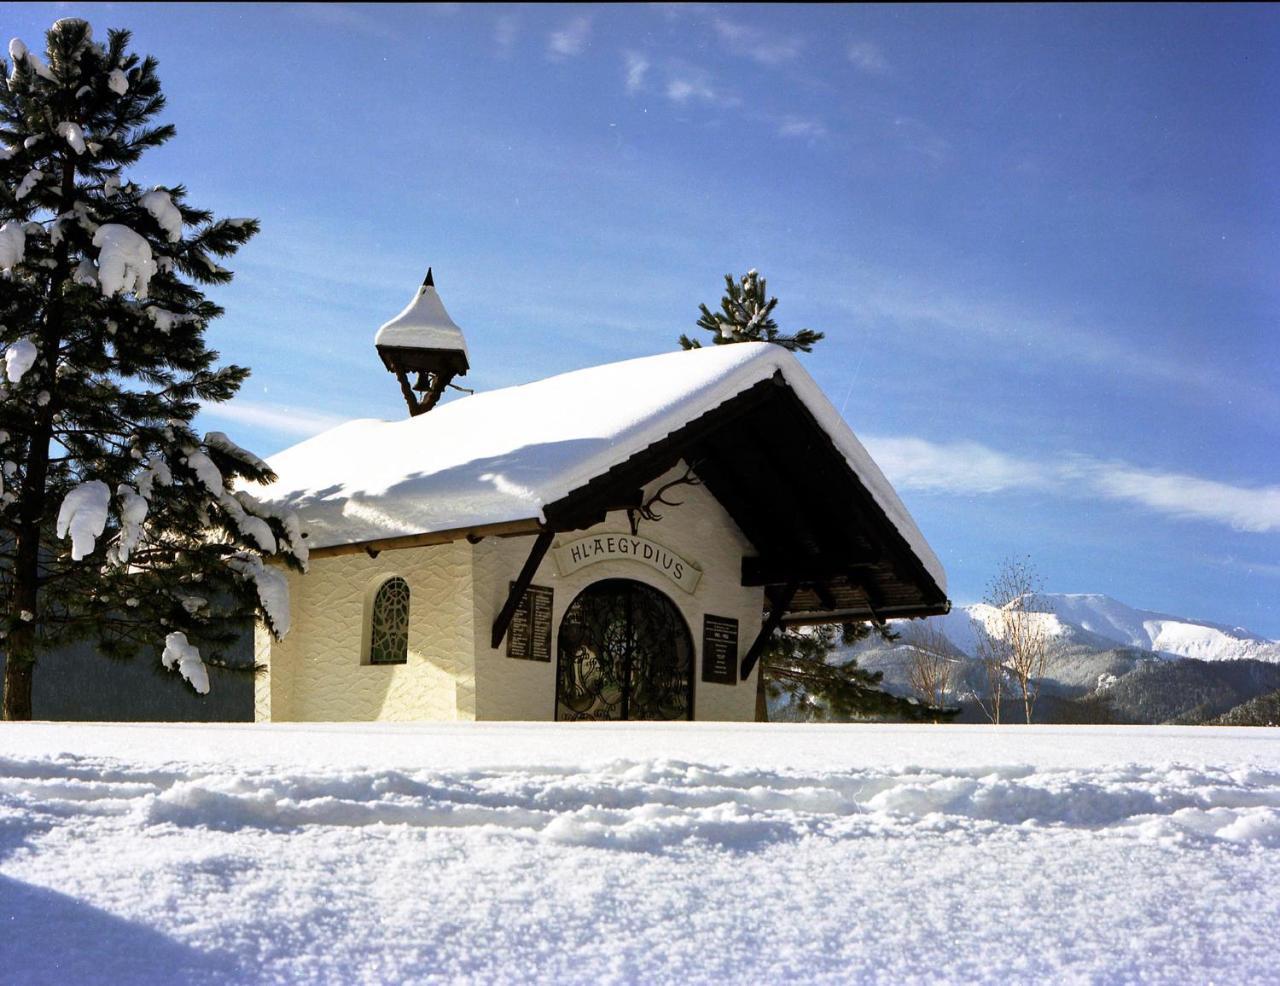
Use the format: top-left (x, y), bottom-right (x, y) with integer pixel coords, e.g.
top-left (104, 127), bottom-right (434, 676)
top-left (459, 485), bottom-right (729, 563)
top-left (679, 269), bottom-right (823, 352)
top-left (0, 19), bottom-right (306, 720)
top-left (765, 622), bottom-right (956, 722)
top-left (680, 270), bottom-right (936, 722)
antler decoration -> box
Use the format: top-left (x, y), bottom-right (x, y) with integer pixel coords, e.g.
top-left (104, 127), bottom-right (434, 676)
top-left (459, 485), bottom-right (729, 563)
top-left (628, 462), bottom-right (703, 535)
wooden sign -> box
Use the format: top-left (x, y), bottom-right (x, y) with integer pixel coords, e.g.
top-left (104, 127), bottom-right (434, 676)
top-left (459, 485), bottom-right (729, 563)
top-left (506, 583), bottom-right (553, 662)
top-left (701, 614), bottom-right (738, 685)
top-left (551, 534), bottom-right (702, 594)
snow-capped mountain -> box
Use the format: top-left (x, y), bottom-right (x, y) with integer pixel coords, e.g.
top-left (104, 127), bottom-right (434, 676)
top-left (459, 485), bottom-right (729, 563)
top-left (934, 593), bottom-right (1280, 664)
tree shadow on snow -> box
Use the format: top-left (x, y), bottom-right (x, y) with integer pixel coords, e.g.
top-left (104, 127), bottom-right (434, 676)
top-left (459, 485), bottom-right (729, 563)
top-left (0, 875), bottom-right (242, 985)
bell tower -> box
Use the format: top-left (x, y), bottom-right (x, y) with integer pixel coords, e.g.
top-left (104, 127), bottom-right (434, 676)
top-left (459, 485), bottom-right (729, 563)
top-left (374, 268), bottom-right (470, 416)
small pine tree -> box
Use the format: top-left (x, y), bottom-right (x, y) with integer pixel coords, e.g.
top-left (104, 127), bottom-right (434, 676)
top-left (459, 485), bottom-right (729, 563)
top-left (680, 269), bottom-right (823, 352)
top-left (765, 622), bottom-right (957, 722)
top-left (0, 19), bottom-right (306, 719)
top-left (680, 270), bottom-right (923, 722)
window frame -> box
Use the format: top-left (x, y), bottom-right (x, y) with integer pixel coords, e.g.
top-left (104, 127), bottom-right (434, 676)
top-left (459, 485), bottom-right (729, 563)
top-left (362, 574), bottom-right (411, 666)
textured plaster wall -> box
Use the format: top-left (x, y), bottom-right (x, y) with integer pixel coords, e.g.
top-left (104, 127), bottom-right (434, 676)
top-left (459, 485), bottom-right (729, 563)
top-left (257, 540), bottom-right (474, 722)
top-left (473, 462), bottom-right (763, 722)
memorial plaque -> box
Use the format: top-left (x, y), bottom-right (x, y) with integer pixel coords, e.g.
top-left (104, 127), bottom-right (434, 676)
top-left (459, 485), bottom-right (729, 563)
top-left (506, 582), bottom-right (554, 662)
top-left (701, 614), bottom-right (738, 685)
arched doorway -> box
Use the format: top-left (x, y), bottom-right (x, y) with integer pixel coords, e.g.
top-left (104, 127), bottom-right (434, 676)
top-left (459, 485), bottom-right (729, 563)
top-left (555, 579), bottom-right (694, 721)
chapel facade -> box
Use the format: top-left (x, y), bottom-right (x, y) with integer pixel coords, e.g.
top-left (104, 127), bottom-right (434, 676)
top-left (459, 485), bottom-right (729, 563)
top-left (251, 271), bottom-right (949, 723)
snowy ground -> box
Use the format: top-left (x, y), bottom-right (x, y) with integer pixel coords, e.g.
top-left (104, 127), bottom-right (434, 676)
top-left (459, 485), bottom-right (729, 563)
top-left (1, 723), bottom-right (1278, 985)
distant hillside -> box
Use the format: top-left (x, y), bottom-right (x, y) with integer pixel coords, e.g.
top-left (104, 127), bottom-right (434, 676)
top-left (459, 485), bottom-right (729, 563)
top-left (1209, 690), bottom-right (1280, 727)
top-left (836, 593), bottom-right (1280, 725)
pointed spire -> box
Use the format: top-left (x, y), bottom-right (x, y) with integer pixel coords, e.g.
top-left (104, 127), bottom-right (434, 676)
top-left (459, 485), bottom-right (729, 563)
top-left (375, 269), bottom-right (468, 359)
top-left (375, 266), bottom-right (470, 417)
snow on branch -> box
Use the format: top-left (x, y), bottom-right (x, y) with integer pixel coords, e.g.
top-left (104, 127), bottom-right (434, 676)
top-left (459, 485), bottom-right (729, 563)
top-left (226, 552), bottom-right (291, 637)
top-left (93, 224), bottom-right (157, 298)
top-left (161, 631), bottom-right (209, 694)
top-left (4, 339), bottom-right (38, 384)
top-left (56, 480), bottom-right (110, 560)
top-left (204, 431), bottom-right (271, 476)
top-left (0, 221), bottom-right (26, 270)
top-left (139, 188), bottom-right (182, 243)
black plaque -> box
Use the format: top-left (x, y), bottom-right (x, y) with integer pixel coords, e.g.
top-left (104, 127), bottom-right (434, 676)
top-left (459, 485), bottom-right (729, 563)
top-left (506, 582), bottom-right (554, 662)
top-left (701, 615), bottom-right (738, 685)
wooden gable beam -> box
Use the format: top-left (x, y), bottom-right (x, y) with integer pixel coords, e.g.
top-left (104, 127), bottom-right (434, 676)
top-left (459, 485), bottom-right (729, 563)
top-left (742, 555), bottom-right (879, 586)
top-left (739, 582), bottom-right (799, 680)
top-left (490, 530), bottom-right (555, 650)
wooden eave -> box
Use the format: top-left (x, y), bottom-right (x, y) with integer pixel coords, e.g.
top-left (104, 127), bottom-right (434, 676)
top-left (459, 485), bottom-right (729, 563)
top-left (375, 343), bottom-right (470, 378)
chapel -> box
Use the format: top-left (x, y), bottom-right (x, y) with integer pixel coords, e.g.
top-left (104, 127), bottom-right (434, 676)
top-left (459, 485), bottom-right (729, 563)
top-left (249, 271), bottom-right (950, 722)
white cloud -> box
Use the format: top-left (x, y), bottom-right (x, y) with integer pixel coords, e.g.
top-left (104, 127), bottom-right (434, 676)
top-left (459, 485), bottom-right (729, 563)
top-left (1087, 463), bottom-right (1280, 534)
top-left (711, 18), bottom-right (803, 65)
top-left (494, 13), bottom-right (519, 56)
top-left (864, 436), bottom-right (1056, 495)
top-left (777, 117), bottom-right (827, 140)
top-left (547, 16), bottom-right (591, 60)
top-left (666, 77), bottom-right (717, 104)
top-left (865, 434), bottom-right (1280, 534)
top-left (624, 52), bottom-right (649, 94)
top-left (847, 40), bottom-right (890, 75)
top-left (663, 67), bottom-right (738, 108)
top-left (199, 400), bottom-right (348, 439)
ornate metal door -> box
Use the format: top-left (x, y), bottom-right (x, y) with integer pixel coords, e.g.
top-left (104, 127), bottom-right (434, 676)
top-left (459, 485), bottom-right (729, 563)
top-left (556, 579), bottom-right (694, 721)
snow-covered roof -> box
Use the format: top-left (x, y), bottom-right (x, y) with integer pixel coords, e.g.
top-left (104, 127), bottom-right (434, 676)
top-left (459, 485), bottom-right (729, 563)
top-left (252, 343), bottom-right (945, 591)
top-left (373, 270), bottom-right (469, 357)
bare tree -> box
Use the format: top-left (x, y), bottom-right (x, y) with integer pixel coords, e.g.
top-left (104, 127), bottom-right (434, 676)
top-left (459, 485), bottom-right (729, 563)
top-left (901, 620), bottom-right (957, 721)
top-left (973, 556), bottom-right (1050, 724)
top-left (972, 625), bottom-right (1009, 725)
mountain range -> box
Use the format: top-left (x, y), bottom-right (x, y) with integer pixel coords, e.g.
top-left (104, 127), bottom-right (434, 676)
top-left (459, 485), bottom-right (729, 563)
top-left (829, 593), bottom-right (1280, 726)
top-left (933, 593), bottom-right (1280, 665)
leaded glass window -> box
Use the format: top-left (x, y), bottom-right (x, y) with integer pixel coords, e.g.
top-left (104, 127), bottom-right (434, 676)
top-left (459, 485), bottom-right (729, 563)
top-left (368, 576), bottom-right (410, 665)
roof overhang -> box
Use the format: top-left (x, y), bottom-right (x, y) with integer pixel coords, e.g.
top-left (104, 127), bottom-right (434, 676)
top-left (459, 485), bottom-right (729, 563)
top-left (540, 371), bottom-right (950, 624)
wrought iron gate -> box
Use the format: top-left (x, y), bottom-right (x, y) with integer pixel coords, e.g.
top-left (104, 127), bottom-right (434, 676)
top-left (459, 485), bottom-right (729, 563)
top-left (555, 579), bottom-right (694, 721)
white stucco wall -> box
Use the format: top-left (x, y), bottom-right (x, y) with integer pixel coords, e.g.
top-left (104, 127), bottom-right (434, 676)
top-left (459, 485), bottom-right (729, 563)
top-left (260, 462), bottom-right (763, 723)
top-left (256, 540), bottom-right (475, 722)
top-left (472, 462), bottom-right (764, 722)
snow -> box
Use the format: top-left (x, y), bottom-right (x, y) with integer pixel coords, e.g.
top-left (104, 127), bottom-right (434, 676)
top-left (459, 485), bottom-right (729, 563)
top-left (92, 223), bottom-right (157, 298)
top-left (373, 278), bottom-right (469, 356)
top-left (0, 722), bottom-right (1276, 984)
top-left (139, 188), bottom-right (182, 243)
top-left (224, 552), bottom-right (291, 636)
top-left (218, 492), bottom-right (277, 553)
top-left (0, 219), bottom-right (25, 270)
top-left (14, 169), bottom-right (41, 200)
top-left (4, 338), bottom-right (38, 384)
top-left (56, 121), bottom-right (86, 155)
top-left (7, 38), bottom-right (26, 63)
top-left (106, 68), bottom-right (127, 94)
top-left (113, 483), bottom-right (148, 563)
top-left (204, 430), bottom-right (270, 474)
top-left (937, 593), bottom-right (1280, 663)
top-left (181, 448), bottom-right (224, 497)
top-left (252, 343), bottom-right (945, 592)
top-left (159, 631), bottom-right (209, 695)
top-left (55, 479), bottom-right (110, 560)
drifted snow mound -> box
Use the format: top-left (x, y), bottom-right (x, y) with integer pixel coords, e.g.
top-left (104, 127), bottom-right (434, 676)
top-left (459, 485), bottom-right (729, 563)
top-left (1, 723), bottom-right (1279, 983)
top-left (132, 754), bottom-right (1280, 850)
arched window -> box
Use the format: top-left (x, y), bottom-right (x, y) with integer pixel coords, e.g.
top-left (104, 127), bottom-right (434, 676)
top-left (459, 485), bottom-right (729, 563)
top-left (367, 576), bottom-right (410, 665)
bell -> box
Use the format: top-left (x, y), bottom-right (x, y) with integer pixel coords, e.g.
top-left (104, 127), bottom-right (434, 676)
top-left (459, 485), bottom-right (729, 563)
top-left (411, 371), bottom-right (432, 393)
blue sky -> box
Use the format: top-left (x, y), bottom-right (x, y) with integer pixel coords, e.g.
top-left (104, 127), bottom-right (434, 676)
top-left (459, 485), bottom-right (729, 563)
top-left (13, 3), bottom-right (1280, 633)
